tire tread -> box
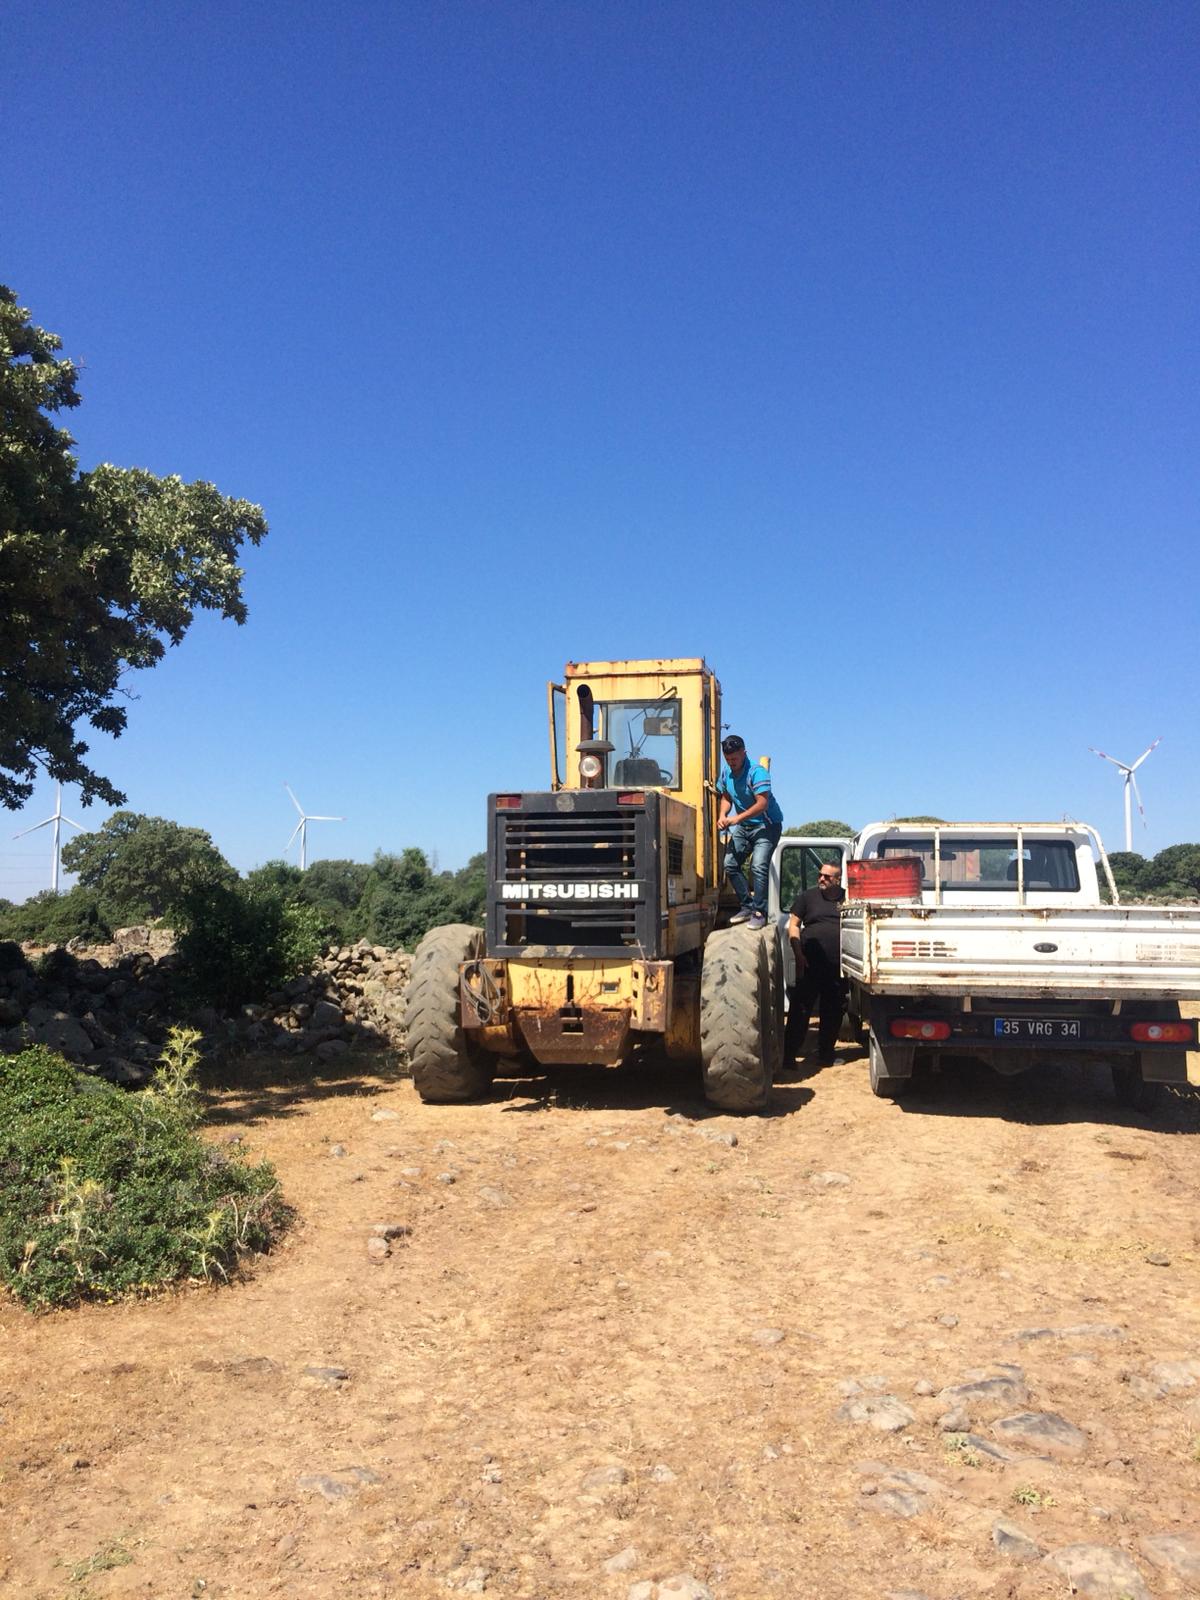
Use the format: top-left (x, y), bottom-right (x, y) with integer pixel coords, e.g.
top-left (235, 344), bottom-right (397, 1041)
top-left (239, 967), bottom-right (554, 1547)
top-left (700, 926), bottom-right (775, 1111)
top-left (408, 923), bottom-right (493, 1102)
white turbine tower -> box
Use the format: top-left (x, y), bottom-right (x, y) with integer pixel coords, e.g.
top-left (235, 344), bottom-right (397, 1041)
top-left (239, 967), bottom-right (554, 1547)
top-left (1088, 738), bottom-right (1161, 852)
top-left (12, 785), bottom-right (84, 894)
top-left (284, 784), bottom-right (344, 870)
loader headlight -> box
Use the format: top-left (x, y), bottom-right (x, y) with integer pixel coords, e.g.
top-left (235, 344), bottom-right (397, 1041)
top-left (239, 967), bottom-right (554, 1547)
top-left (579, 753), bottom-right (603, 781)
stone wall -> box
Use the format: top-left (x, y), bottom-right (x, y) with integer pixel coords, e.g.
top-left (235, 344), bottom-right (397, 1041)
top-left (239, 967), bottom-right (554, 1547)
top-left (0, 938), bottom-right (412, 1086)
top-left (231, 942), bottom-right (413, 1066)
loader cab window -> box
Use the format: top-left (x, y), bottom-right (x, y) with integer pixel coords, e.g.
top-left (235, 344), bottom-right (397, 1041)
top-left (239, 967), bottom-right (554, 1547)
top-left (595, 699), bottom-right (682, 789)
top-left (780, 844), bottom-right (845, 909)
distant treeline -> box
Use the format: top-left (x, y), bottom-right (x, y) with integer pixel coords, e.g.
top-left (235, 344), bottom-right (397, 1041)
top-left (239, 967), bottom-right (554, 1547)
top-left (1102, 847), bottom-right (1200, 902)
top-left (2, 815), bottom-right (1197, 954)
top-left (0, 810), bottom-right (486, 951)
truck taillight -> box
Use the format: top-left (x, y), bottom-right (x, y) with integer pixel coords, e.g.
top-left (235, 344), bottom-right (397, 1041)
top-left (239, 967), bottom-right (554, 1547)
top-left (1130, 1021), bottom-right (1193, 1044)
top-left (617, 792), bottom-right (645, 805)
top-left (890, 1019), bottom-right (951, 1041)
top-left (495, 795), bottom-right (522, 809)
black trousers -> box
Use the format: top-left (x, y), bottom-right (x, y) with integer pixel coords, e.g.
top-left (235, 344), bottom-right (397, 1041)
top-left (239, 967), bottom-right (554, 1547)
top-left (784, 948), bottom-right (845, 1062)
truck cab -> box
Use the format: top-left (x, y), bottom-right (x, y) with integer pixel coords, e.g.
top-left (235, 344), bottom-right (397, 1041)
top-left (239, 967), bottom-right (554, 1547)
top-left (853, 822), bottom-right (1108, 909)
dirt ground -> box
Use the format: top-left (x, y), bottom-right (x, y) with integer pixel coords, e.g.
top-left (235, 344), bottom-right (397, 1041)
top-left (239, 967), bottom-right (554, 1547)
top-left (4, 1038), bottom-right (1200, 1600)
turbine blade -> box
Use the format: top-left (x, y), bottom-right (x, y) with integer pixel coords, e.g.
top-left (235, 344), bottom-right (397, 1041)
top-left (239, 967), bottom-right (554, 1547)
top-left (12, 816), bottom-right (53, 839)
top-left (1131, 772), bottom-right (1146, 822)
top-left (62, 816), bottom-right (84, 831)
top-left (286, 821), bottom-right (303, 849)
top-left (1131, 737), bottom-right (1162, 771)
top-left (307, 815), bottom-right (344, 822)
top-left (1088, 747), bottom-right (1125, 769)
top-left (284, 783), bottom-right (304, 816)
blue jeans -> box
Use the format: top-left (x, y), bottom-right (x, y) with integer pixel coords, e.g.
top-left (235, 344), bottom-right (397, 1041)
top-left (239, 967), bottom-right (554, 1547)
top-left (723, 821), bottom-right (781, 915)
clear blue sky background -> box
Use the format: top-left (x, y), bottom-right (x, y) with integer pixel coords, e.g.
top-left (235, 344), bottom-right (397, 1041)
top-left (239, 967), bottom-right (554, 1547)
top-left (3, 0), bottom-right (1197, 899)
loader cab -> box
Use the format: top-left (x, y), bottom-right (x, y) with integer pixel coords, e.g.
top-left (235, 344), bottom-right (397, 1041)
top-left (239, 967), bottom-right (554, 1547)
top-left (547, 657), bottom-right (724, 891)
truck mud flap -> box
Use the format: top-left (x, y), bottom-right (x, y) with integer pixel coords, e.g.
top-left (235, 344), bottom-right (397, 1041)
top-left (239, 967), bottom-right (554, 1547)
top-left (1139, 1048), bottom-right (1188, 1085)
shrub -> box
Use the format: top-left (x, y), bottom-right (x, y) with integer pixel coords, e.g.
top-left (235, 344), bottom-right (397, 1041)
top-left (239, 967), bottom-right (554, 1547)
top-left (295, 857), bottom-right (372, 944)
top-left (1142, 844), bottom-right (1200, 898)
top-left (0, 941), bottom-right (29, 974)
top-left (0, 886), bottom-right (111, 945)
top-left (1104, 850), bottom-right (1149, 901)
top-left (36, 946), bottom-right (79, 983)
top-left (356, 847), bottom-right (463, 948)
top-left (0, 1034), bottom-right (289, 1310)
top-left (173, 877), bottom-right (324, 1009)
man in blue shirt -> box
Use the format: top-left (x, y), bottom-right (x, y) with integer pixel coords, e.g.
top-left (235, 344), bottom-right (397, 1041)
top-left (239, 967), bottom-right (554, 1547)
top-left (717, 733), bottom-right (783, 931)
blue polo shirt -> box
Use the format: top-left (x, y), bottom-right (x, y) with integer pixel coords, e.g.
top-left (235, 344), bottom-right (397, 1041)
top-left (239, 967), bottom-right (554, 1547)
top-left (720, 759), bottom-right (783, 829)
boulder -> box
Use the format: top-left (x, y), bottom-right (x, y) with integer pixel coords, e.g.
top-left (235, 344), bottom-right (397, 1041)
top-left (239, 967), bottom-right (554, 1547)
top-left (993, 1411), bottom-right (1087, 1457)
top-left (35, 1012), bottom-right (95, 1056)
top-left (1138, 1532), bottom-right (1200, 1583)
top-left (1043, 1545), bottom-right (1149, 1600)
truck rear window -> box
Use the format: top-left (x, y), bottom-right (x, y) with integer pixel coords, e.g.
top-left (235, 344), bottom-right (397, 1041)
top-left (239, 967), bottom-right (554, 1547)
top-left (877, 838), bottom-right (1080, 892)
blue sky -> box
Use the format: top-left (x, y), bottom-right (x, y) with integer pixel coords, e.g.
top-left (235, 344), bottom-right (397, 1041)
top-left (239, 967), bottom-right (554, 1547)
top-left (3, 0), bottom-right (1197, 899)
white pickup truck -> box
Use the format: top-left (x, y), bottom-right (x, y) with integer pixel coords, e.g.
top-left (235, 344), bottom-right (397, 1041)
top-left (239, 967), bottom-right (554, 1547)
top-left (770, 822), bottom-right (1200, 1107)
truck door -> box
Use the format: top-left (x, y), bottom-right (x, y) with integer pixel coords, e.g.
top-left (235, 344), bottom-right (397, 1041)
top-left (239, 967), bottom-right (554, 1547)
top-left (770, 836), bottom-right (852, 988)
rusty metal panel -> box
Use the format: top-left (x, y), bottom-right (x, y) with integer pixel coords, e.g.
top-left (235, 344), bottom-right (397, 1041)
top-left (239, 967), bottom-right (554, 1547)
top-left (631, 960), bottom-right (671, 1032)
top-left (507, 959), bottom-right (634, 1009)
top-left (507, 961), bottom-right (572, 1011)
top-left (516, 1007), bottom-right (630, 1065)
top-left (459, 959), bottom-right (509, 1030)
top-left (664, 969), bottom-right (701, 1059)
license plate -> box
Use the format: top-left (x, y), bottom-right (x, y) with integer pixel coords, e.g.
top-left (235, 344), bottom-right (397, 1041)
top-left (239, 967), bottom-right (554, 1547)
top-left (993, 1017), bottom-right (1082, 1040)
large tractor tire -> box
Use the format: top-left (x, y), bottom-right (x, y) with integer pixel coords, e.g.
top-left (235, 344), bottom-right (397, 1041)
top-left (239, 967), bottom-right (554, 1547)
top-left (407, 924), bottom-right (495, 1103)
top-left (700, 925), bottom-right (777, 1112)
top-left (762, 925), bottom-right (786, 1079)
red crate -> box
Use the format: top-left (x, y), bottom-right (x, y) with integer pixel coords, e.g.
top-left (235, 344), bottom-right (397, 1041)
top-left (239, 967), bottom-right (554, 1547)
top-left (846, 856), bottom-right (924, 899)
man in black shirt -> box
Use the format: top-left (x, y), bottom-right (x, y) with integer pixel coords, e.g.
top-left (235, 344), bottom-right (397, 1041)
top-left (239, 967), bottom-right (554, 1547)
top-left (784, 860), bottom-right (847, 1067)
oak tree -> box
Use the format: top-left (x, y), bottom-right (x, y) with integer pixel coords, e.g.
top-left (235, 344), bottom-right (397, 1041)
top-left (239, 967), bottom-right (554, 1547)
top-left (0, 287), bottom-right (267, 809)
top-left (60, 810), bottom-right (237, 924)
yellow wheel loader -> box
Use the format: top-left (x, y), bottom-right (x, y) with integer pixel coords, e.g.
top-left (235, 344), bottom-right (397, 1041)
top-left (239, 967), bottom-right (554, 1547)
top-left (406, 658), bottom-right (783, 1110)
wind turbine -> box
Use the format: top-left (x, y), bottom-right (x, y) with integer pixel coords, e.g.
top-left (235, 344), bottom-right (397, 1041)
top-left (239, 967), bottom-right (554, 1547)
top-left (12, 785), bottom-right (84, 894)
top-left (1088, 738), bottom-right (1161, 852)
top-left (284, 784), bottom-right (343, 870)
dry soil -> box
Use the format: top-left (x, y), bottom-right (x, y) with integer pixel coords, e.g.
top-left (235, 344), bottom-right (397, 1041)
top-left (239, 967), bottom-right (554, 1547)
top-left (3, 1043), bottom-right (1200, 1600)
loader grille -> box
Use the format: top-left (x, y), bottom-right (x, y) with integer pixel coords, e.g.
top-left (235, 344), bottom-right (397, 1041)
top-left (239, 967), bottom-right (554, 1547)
top-left (487, 792), bottom-right (659, 956)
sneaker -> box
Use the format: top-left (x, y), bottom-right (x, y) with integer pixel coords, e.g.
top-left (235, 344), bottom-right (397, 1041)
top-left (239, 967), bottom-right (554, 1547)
top-left (728, 908), bottom-right (753, 925)
top-left (747, 911), bottom-right (767, 930)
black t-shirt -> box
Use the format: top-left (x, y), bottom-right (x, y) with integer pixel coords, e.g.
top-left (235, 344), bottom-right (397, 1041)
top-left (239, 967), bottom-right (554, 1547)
top-left (789, 885), bottom-right (845, 963)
